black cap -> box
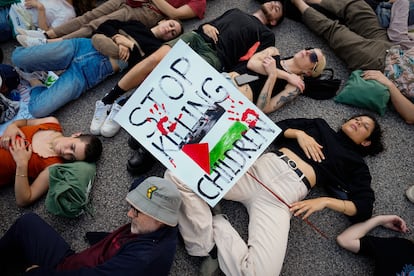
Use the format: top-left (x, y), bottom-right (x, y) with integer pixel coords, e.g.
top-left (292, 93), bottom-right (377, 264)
top-left (0, 64), bottom-right (20, 94)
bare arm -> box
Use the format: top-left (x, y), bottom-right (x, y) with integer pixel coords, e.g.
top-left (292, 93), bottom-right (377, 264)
top-left (14, 163), bottom-right (50, 207)
top-left (24, 0), bottom-right (48, 30)
top-left (255, 56), bottom-right (278, 112)
top-left (262, 84), bottom-right (301, 113)
top-left (8, 117), bottom-right (59, 128)
top-left (247, 46), bottom-right (279, 74)
top-left (290, 197), bottom-right (357, 220)
top-left (151, 0), bottom-right (196, 19)
top-left (118, 45), bottom-right (171, 91)
top-left (247, 47), bottom-right (305, 91)
top-left (362, 70), bottom-right (414, 124)
top-left (336, 215), bottom-right (409, 253)
top-left (6, 117), bottom-right (58, 206)
top-left (10, 138), bottom-right (50, 207)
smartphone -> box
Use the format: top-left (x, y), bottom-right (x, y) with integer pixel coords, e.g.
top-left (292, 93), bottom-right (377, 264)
top-left (234, 74), bottom-right (259, 86)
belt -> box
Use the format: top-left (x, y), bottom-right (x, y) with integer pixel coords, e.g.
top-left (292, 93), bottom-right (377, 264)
top-left (273, 150), bottom-right (311, 191)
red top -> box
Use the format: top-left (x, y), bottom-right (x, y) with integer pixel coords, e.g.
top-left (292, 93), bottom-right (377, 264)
top-left (57, 224), bottom-right (137, 270)
top-left (168, 0), bottom-right (206, 19)
top-left (0, 123), bottom-right (64, 187)
top-left (126, 0), bottom-right (205, 19)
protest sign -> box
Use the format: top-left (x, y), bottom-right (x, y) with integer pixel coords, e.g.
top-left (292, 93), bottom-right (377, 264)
top-left (116, 40), bottom-right (281, 206)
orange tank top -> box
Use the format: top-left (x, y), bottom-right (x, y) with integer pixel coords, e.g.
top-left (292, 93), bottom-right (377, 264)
top-left (0, 123), bottom-right (64, 187)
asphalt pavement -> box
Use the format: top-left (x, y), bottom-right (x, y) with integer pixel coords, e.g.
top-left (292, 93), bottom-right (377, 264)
top-left (1, 0), bottom-right (414, 275)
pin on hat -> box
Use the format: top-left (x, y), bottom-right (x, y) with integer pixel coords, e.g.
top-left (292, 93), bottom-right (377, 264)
top-left (126, 176), bottom-right (182, 226)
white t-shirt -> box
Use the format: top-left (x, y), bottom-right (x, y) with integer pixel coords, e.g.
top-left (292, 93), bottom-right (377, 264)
top-left (28, 0), bottom-right (76, 29)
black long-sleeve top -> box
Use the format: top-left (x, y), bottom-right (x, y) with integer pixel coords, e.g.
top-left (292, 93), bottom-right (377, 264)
top-left (196, 8), bottom-right (275, 71)
top-left (94, 20), bottom-right (163, 70)
top-left (274, 118), bottom-right (374, 223)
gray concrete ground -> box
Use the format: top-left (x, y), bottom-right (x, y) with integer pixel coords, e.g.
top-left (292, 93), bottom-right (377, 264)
top-left (1, 0), bottom-right (414, 275)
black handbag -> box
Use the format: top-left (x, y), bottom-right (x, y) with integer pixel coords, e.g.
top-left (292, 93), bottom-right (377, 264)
top-left (303, 68), bottom-right (342, 100)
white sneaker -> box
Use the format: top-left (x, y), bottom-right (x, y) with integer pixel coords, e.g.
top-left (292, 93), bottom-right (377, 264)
top-left (406, 185), bottom-right (414, 203)
top-left (100, 103), bottom-right (122, 137)
top-left (16, 35), bottom-right (46, 47)
top-left (90, 100), bottom-right (111, 135)
top-left (16, 28), bottom-right (46, 38)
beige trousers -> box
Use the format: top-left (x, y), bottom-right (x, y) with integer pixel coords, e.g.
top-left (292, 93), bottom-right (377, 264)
top-left (164, 152), bottom-right (309, 275)
top-left (52, 0), bottom-right (163, 39)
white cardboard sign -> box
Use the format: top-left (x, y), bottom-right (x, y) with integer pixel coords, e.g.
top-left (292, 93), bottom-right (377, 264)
top-left (116, 40), bottom-right (281, 206)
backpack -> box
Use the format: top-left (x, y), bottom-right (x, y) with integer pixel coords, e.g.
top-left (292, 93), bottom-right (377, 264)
top-left (46, 162), bottom-right (96, 218)
top-left (303, 68), bottom-right (342, 100)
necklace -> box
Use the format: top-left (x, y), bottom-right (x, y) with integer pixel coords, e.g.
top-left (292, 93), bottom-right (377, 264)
top-left (48, 134), bottom-right (61, 152)
top-left (281, 60), bottom-right (292, 74)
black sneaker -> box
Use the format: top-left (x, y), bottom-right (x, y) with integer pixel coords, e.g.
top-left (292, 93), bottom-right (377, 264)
top-left (127, 147), bottom-right (157, 175)
top-left (127, 135), bottom-right (141, 150)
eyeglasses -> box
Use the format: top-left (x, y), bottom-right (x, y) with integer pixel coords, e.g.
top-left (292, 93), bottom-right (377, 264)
top-left (306, 47), bottom-right (319, 72)
top-left (129, 205), bottom-right (140, 217)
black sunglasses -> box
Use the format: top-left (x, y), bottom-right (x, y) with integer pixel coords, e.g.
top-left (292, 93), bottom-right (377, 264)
top-left (305, 47), bottom-right (319, 72)
top-left (130, 205), bottom-right (140, 217)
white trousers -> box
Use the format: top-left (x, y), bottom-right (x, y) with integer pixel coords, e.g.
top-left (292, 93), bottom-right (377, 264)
top-left (164, 152), bottom-right (309, 276)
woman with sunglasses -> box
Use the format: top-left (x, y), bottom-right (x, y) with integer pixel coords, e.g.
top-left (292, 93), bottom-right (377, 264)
top-left (125, 46), bottom-right (326, 175)
top-left (0, 116), bottom-right (102, 206)
top-left (225, 46), bottom-right (326, 113)
top-left (291, 0), bottom-right (414, 124)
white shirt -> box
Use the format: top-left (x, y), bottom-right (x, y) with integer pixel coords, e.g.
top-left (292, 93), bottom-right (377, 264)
top-left (27, 0), bottom-right (75, 29)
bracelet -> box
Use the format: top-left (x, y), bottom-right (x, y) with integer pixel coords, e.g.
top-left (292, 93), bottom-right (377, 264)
top-left (15, 174), bottom-right (27, 177)
top-left (342, 200), bottom-right (346, 214)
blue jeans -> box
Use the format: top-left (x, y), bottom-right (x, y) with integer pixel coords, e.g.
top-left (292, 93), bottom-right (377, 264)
top-left (0, 213), bottom-right (74, 273)
top-left (376, 0), bottom-right (414, 28)
top-left (0, 6), bottom-right (12, 42)
top-left (12, 38), bottom-right (114, 117)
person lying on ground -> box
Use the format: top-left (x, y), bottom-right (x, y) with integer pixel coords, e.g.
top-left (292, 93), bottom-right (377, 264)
top-left (92, 2), bottom-right (283, 171)
top-left (11, 18), bottom-right (183, 119)
top-left (226, 46), bottom-right (326, 113)
top-left (1, 0), bottom-right (95, 42)
top-left (94, 44), bottom-right (325, 140)
top-left (337, 214), bottom-right (413, 276)
top-left (0, 116), bottom-right (102, 206)
top-left (165, 113), bottom-right (383, 275)
top-left (291, 0), bottom-right (414, 124)
top-left (15, 0), bottom-right (205, 46)
top-left (124, 44), bottom-right (325, 174)
top-left (97, 2), bottom-right (282, 109)
top-left (0, 176), bottom-right (182, 275)
top-left (87, 18), bottom-right (183, 137)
